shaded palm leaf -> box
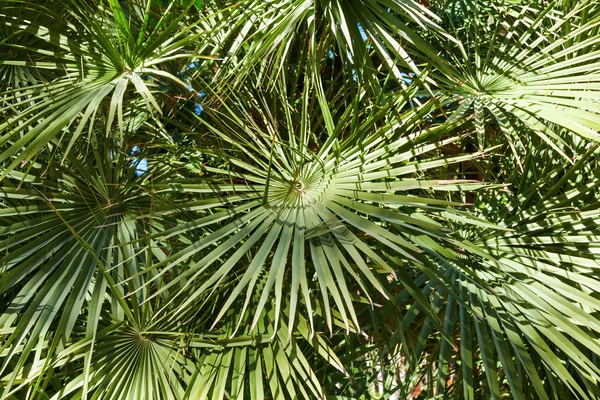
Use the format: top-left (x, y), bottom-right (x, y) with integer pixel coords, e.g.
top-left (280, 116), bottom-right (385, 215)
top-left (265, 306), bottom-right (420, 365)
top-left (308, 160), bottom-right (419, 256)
top-left (0, 135), bottom-right (173, 397)
top-left (421, 145), bottom-right (600, 399)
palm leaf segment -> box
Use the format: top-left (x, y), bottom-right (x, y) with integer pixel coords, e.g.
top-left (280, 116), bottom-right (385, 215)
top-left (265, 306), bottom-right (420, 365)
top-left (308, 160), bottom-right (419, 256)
top-left (214, 0), bottom-right (453, 92)
top-left (185, 283), bottom-right (345, 400)
top-left (147, 89), bottom-right (492, 337)
top-left (0, 0), bottom-right (201, 175)
top-left (0, 3), bottom-right (55, 91)
top-left (0, 138), bottom-right (167, 396)
top-left (9, 275), bottom-right (344, 400)
top-left (417, 146), bottom-right (600, 399)
top-left (43, 321), bottom-right (194, 400)
top-left (439, 0), bottom-right (600, 156)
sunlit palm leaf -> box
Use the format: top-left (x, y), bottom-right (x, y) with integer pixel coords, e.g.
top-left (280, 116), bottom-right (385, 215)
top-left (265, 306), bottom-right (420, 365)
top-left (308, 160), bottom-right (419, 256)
top-left (209, 0), bottom-right (455, 94)
top-left (138, 82), bottom-right (495, 338)
top-left (439, 0), bottom-right (600, 156)
top-left (0, 0), bottom-right (203, 175)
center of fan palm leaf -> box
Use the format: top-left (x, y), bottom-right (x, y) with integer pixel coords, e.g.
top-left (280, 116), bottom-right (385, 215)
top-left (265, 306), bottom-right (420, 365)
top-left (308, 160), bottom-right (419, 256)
top-left (104, 199), bottom-right (126, 215)
top-left (267, 173), bottom-right (327, 209)
top-left (137, 331), bottom-right (154, 341)
top-left (293, 180), bottom-right (305, 193)
top-left (284, 178), bottom-right (311, 206)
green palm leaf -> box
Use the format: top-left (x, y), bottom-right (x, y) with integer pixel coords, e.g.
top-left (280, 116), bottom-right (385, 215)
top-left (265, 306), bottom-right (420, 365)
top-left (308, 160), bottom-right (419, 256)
top-left (139, 81), bottom-right (496, 338)
top-left (208, 0), bottom-right (455, 94)
top-left (438, 0), bottom-right (600, 156)
top-left (0, 0), bottom-right (203, 175)
top-left (415, 144), bottom-right (600, 399)
top-left (3, 1), bottom-right (600, 399)
top-left (0, 135), bottom-right (172, 397)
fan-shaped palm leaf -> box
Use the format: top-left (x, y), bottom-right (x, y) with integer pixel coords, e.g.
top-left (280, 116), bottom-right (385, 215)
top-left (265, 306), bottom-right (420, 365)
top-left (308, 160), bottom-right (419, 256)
top-left (136, 81), bottom-right (497, 339)
top-left (438, 0), bottom-right (600, 158)
top-left (0, 135), bottom-right (172, 397)
top-left (0, 0), bottom-right (205, 175)
top-left (409, 143), bottom-right (600, 399)
top-left (208, 0), bottom-right (456, 94)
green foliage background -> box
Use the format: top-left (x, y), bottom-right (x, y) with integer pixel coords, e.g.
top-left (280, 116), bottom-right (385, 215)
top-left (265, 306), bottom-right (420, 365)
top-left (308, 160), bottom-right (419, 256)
top-left (1, 0), bottom-right (600, 398)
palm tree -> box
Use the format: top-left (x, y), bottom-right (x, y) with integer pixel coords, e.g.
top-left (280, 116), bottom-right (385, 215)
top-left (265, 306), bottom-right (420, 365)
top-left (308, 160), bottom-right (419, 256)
top-left (1, 0), bottom-right (600, 398)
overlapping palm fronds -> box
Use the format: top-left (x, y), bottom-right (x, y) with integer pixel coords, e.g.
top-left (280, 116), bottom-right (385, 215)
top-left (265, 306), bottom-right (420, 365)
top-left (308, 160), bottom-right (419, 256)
top-left (139, 75), bottom-right (500, 337)
top-left (2, 0), bottom-right (600, 399)
top-left (0, 0), bottom-right (211, 176)
top-left (436, 0), bottom-right (600, 159)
